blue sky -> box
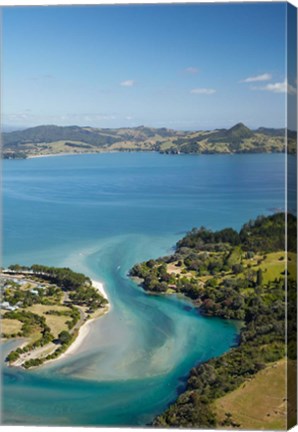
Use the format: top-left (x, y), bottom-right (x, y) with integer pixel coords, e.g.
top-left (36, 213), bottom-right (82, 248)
top-left (2, 3), bottom-right (295, 130)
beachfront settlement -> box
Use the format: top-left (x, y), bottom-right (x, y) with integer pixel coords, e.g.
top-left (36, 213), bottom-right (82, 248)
top-left (1, 265), bottom-right (109, 368)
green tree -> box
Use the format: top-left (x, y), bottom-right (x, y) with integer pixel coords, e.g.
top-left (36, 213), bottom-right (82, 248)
top-left (58, 330), bottom-right (72, 345)
top-left (256, 269), bottom-right (263, 286)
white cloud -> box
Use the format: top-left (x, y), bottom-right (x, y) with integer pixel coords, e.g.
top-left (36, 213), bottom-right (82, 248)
top-left (252, 80), bottom-right (297, 95)
top-left (190, 88), bottom-right (216, 95)
top-left (120, 80), bottom-right (135, 87)
top-left (240, 73), bottom-right (272, 83)
top-left (184, 67), bottom-right (199, 74)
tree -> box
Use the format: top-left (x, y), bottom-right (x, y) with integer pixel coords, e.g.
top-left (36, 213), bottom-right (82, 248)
top-left (256, 269), bottom-right (263, 286)
top-left (6, 351), bottom-right (20, 363)
top-left (232, 263), bottom-right (243, 275)
top-left (58, 330), bottom-right (72, 345)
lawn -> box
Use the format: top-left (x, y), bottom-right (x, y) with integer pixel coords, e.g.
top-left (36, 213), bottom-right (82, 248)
top-left (1, 318), bottom-right (23, 336)
top-left (43, 315), bottom-right (70, 338)
top-left (27, 304), bottom-right (70, 314)
top-left (27, 304), bottom-right (72, 338)
top-left (257, 252), bottom-right (290, 284)
top-left (241, 252), bottom-right (295, 285)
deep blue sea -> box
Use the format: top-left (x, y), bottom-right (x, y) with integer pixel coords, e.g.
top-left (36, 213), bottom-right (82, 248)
top-left (1, 152), bottom-right (288, 426)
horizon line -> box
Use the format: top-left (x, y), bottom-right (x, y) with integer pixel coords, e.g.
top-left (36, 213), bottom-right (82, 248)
top-left (2, 122), bottom-right (296, 133)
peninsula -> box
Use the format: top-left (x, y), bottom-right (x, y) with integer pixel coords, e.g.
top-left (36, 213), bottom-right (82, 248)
top-left (2, 123), bottom-right (296, 159)
top-left (1, 265), bottom-right (109, 369)
top-left (130, 213), bottom-right (297, 429)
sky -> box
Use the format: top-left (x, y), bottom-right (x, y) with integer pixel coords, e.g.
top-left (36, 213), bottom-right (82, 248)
top-left (1, 2), bottom-right (296, 130)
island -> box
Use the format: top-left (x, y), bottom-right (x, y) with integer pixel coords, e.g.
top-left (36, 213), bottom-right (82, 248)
top-left (1, 265), bottom-right (109, 369)
top-left (130, 213), bottom-right (297, 429)
top-left (2, 123), bottom-right (296, 159)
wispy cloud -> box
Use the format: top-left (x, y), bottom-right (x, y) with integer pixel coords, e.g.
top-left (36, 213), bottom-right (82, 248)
top-left (191, 88), bottom-right (216, 95)
top-left (252, 80), bottom-right (297, 95)
top-left (120, 80), bottom-right (135, 87)
top-left (240, 73), bottom-right (272, 83)
top-left (184, 67), bottom-right (199, 75)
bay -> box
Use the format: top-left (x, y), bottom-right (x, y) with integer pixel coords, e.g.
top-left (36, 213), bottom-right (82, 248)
top-left (1, 152), bottom-right (286, 426)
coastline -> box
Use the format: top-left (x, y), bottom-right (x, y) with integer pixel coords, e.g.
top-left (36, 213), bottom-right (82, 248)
top-left (26, 150), bottom-right (123, 159)
top-left (27, 152), bottom-right (100, 159)
top-left (43, 279), bottom-right (110, 364)
top-left (91, 279), bottom-right (109, 302)
top-left (4, 278), bottom-right (111, 368)
top-left (56, 279), bottom-right (111, 360)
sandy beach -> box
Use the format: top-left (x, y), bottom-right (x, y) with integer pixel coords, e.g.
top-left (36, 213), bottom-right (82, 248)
top-left (14, 278), bottom-right (112, 368)
top-left (91, 279), bottom-right (109, 302)
top-left (53, 279), bottom-right (110, 360)
top-left (5, 277), bottom-right (111, 369)
top-left (27, 151), bottom-right (103, 159)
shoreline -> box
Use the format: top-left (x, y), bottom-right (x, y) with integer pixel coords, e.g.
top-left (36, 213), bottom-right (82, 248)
top-left (55, 279), bottom-right (111, 360)
top-left (43, 279), bottom-right (110, 365)
top-left (91, 279), bottom-right (109, 302)
top-left (4, 278), bottom-right (111, 369)
top-left (27, 150), bottom-right (125, 159)
top-left (27, 152), bottom-right (100, 159)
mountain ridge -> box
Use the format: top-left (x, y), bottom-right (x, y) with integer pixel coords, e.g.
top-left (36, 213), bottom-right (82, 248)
top-left (2, 123), bottom-right (296, 158)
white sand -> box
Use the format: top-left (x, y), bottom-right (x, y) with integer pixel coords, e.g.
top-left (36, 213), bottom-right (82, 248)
top-left (59, 319), bottom-right (94, 358)
top-left (43, 279), bottom-right (110, 363)
top-left (28, 152), bottom-right (100, 159)
top-left (91, 279), bottom-right (109, 301)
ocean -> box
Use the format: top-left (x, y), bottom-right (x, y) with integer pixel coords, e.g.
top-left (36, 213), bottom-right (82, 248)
top-left (1, 152), bottom-right (287, 425)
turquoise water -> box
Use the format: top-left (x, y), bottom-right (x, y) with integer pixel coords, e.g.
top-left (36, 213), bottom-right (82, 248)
top-left (1, 152), bottom-right (286, 426)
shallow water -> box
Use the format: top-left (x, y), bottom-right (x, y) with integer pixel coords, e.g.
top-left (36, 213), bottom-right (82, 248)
top-left (1, 152), bottom-right (287, 425)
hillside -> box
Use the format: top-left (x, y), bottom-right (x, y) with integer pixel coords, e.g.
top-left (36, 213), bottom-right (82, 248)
top-left (2, 123), bottom-right (294, 159)
top-left (214, 358), bottom-right (292, 430)
top-left (129, 213), bottom-right (297, 428)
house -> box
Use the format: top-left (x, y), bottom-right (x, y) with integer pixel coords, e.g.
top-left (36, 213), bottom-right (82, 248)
top-left (1, 301), bottom-right (19, 311)
top-left (30, 289), bottom-right (39, 295)
top-left (7, 305), bottom-right (19, 311)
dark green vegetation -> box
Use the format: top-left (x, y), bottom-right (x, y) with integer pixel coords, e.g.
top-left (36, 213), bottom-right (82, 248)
top-left (130, 213), bottom-right (296, 428)
top-left (2, 265), bottom-right (108, 368)
top-left (6, 264), bottom-right (106, 311)
top-left (3, 123), bottom-right (295, 158)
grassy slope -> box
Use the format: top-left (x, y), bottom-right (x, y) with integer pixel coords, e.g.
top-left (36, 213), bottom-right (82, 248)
top-left (214, 358), bottom-right (287, 430)
top-left (1, 318), bottom-right (23, 335)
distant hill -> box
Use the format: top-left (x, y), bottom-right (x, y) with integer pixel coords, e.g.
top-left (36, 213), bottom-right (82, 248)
top-left (2, 123), bottom-right (295, 159)
top-left (3, 125), bottom-right (121, 147)
top-left (208, 122), bottom-right (254, 143)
